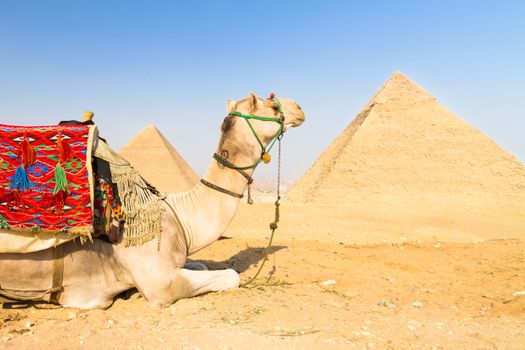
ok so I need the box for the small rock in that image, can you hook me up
[107,319,114,327]
[367,342,375,349]
[412,301,424,308]
[433,243,441,248]
[168,305,177,316]
[377,299,396,308]
[67,312,77,320]
[407,320,421,331]
[25,321,33,329]
[512,291,525,296]
[320,279,337,286]
[9,328,30,335]
[2,335,12,342]
[228,320,236,325]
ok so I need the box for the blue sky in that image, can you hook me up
[1,1,524,180]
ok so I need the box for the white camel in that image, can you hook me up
[0,93,305,309]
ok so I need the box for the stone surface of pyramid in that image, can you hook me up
[288,72,525,225]
[119,125,198,193]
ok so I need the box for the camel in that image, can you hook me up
[0,93,305,309]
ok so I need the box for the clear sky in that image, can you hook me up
[1,1,524,180]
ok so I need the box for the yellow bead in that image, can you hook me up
[261,153,271,164]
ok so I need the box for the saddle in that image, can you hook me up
[0,119,164,254]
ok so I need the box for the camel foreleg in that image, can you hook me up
[142,268,240,308]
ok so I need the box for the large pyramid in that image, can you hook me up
[288,72,525,225]
[119,125,198,193]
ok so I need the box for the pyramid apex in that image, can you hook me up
[364,71,435,108]
[134,124,166,140]
[391,70,407,78]
[386,71,416,84]
[119,125,198,193]
[143,123,160,131]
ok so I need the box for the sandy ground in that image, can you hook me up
[1,202,524,349]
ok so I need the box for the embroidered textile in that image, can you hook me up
[0,124,94,237]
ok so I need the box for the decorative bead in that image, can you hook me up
[261,153,271,164]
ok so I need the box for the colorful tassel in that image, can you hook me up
[0,189,23,212]
[12,189,23,210]
[52,189,67,215]
[57,133,72,163]
[50,162,69,215]
[19,135,36,167]
[53,162,69,194]
[9,165,33,191]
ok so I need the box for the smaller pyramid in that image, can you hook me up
[119,125,198,193]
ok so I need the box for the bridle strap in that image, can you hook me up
[213,153,258,171]
[200,178,244,199]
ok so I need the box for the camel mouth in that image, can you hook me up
[288,112,305,128]
[284,118,304,132]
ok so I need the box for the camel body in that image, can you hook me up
[0,93,305,308]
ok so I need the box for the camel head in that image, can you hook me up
[221,93,305,161]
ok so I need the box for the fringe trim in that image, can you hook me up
[109,164,164,247]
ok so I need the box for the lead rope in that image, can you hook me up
[241,134,283,288]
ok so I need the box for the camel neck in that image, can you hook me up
[170,155,257,255]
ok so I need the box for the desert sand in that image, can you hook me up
[0,204,524,349]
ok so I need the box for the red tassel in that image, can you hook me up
[41,190,68,214]
[19,135,36,167]
[0,189,13,210]
[53,189,67,215]
[4,189,25,211]
[57,133,72,163]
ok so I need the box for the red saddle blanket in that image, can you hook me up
[0,124,94,237]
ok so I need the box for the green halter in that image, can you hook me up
[203,95,285,204]
[213,97,285,170]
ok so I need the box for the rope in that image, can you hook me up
[162,197,190,257]
[241,134,283,287]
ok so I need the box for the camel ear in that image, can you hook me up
[248,92,258,113]
[226,99,235,112]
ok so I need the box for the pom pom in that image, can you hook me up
[57,135,72,163]
[19,136,36,167]
[269,93,276,99]
[261,153,271,164]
